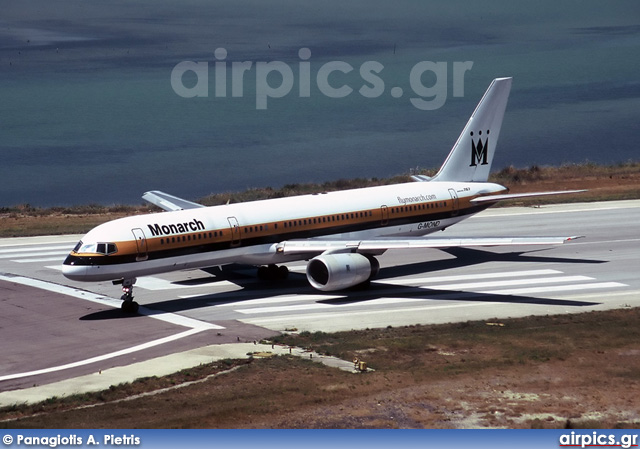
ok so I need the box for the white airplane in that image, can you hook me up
[63,77,583,313]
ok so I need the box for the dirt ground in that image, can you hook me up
[2,309,639,429]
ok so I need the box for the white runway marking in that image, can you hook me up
[473,201,640,219]
[0,250,69,259]
[14,256,68,263]
[481,282,627,296]
[423,275,593,291]
[0,328,204,382]
[236,297,427,315]
[0,244,73,254]
[0,241,71,264]
[0,239,77,248]
[233,282,624,316]
[374,269,563,286]
[243,302,491,325]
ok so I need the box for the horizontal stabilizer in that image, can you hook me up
[142,190,205,211]
[470,190,587,204]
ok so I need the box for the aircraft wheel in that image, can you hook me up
[257,266,269,280]
[277,265,289,280]
[257,265,289,281]
[121,300,139,314]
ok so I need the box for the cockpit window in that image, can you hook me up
[73,241,83,252]
[75,242,118,255]
[78,242,97,254]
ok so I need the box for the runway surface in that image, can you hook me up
[1,200,638,392]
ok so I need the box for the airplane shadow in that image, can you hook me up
[79,247,605,321]
[80,308,145,321]
[378,247,606,280]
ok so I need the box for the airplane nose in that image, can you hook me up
[62,259,87,281]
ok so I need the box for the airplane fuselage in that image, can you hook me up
[62,181,507,282]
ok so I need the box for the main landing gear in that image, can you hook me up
[257,264,289,281]
[114,278,139,314]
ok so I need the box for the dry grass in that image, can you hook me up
[2,308,639,429]
[0,206,154,238]
[490,161,640,206]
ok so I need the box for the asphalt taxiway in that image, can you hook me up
[1,200,638,400]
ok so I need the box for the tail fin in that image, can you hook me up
[432,77,512,182]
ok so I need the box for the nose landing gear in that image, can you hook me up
[114,278,139,314]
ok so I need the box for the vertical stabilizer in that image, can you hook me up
[432,77,512,182]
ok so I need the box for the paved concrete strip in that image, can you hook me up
[0,273,222,330]
[471,200,640,219]
[0,343,360,407]
[374,269,563,286]
[0,236,80,248]
[0,245,72,254]
[0,328,204,382]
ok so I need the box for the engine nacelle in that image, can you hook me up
[306,253,377,291]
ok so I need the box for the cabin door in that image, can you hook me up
[227,217,241,247]
[448,189,459,217]
[131,228,149,261]
[380,205,389,226]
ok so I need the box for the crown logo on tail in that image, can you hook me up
[470,130,490,167]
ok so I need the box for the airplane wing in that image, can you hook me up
[142,190,206,211]
[470,190,586,204]
[276,236,583,255]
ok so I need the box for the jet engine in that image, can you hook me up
[306,253,379,291]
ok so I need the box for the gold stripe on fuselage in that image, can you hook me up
[70,197,483,262]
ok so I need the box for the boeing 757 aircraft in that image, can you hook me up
[63,78,583,313]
